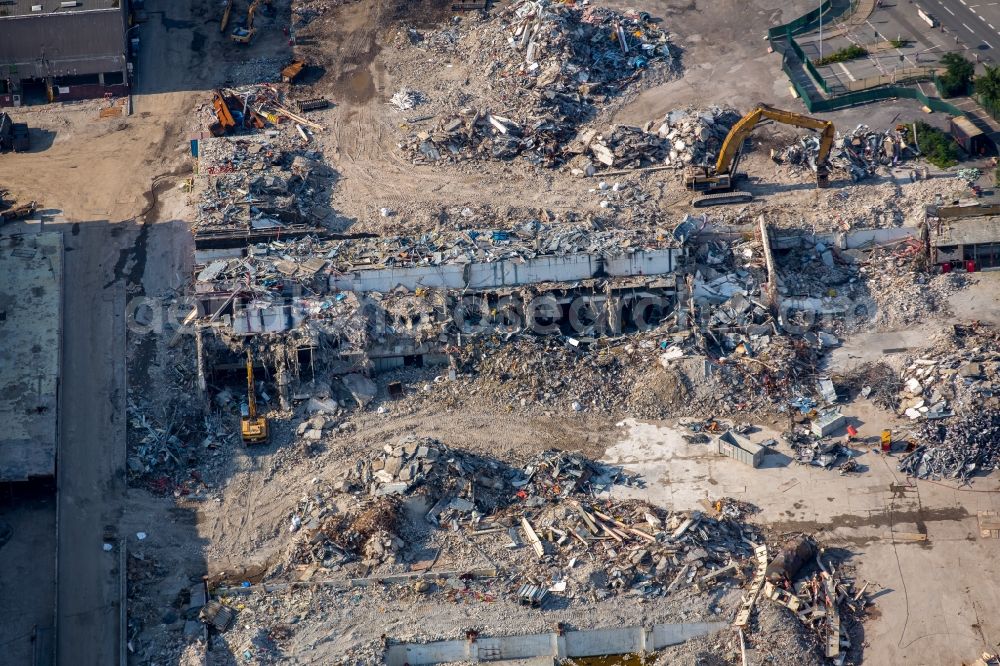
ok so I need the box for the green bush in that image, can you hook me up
[889,38,910,48]
[910,121,959,168]
[814,44,868,66]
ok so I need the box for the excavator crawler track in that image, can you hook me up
[691,191,753,207]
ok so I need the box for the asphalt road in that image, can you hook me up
[56,223,127,666]
[926,0,1000,54]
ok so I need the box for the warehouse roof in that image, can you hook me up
[932,215,1000,247]
[0,232,62,482]
[0,0,120,19]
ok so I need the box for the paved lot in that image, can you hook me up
[607,408,1000,665]
[791,0,1000,93]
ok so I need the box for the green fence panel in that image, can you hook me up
[790,36,806,61]
[804,59,830,94]
[768,0,834,40]
[805,86,966,114]
[783,60,818,112]
[787,35,832,95]
[782,55,966,116]
[977,94,1000,122]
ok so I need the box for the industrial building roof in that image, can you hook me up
[0,0,120,19]
[932,216,1000,247]
[0,232,62,482]
[0,7,126,78]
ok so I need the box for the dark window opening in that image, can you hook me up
[54,73,100,87]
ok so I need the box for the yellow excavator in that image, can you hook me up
[241,349,269,445]
[684,104,835,207]
[231,0,262,44]
[220,0,233,32]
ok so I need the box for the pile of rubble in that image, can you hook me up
[279,436,771,603]
[775,124,915,181]
[195,134,335,236]
[892,324,1000,482]
[577,106,742,171]
[894,323,999,422]
[398,0,676,167]
[770,230,965,333]
[783,426,856,472]
[499,498,762,602]
[125,339,236,492]
[403,104,739,170]
[342,436,638,509]
[195,221,682,284]
[833,361,901,411]
[475,0,673,101]
[761,536,870,664]
[901,410,1000,482]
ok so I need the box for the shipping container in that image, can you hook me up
[950,116,988,155]
[716,431,769,468]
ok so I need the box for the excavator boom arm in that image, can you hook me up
[714,105,835,174]
[246,351,257,419]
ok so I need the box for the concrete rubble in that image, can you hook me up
[894,324,1000,481]
[397,0,676,167]
[578,106,742,171]
[776,124,915,182]
[195,129,335,238]
[282,435,774,601]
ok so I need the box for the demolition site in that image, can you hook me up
[3,0,1000,665]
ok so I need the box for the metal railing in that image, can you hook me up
[843,67,943,92]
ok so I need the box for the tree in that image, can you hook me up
[939,52,974,98]
[975,64,1000,110]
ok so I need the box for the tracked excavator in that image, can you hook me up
[684,104,835,207]
[231,0,272,44]
[241,349,269,445]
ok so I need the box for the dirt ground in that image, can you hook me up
[3,0,1000,664]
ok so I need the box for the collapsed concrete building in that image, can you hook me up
[188,228,687,407]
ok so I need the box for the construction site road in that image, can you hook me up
[56,222,128,666]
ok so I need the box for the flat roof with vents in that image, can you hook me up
[0,0,120,18]
[0,232,62,482]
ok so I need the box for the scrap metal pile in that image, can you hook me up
[205,84,323,137]
[401,0,674,166]
[901,411,1000,482]
[782,428,854,471]
[775,124,914,181]
[895,324,1000,481]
